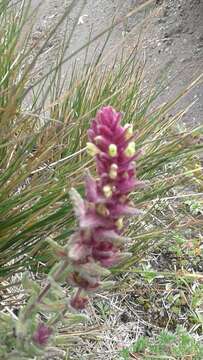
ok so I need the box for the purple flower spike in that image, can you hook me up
[33,323,52,347]
[68,106,144,308]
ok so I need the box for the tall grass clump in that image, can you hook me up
[0,0,203,357]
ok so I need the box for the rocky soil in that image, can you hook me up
[29,0,203,126]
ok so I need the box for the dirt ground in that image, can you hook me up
[29,0,203,127]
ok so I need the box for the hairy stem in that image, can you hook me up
[22,259,69,321]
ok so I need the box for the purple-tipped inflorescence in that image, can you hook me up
[68,106,144,309]
[32,323,52,347]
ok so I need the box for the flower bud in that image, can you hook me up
[108,144,117,157]
[109,163,118,179]
[115,217,124,230]
[86,142,99,156]
[124,124,133,139]
[103,185,112,198]
[124,142,136,157]
[96,203,110,216]
[33,323,52,347]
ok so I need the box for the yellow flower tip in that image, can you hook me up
[124,123,133,140]
[86,142,99,156]
[108,144,118,157]
[103,185,112,198]
[124,141,136,157]
[109,163,118,179]
[96,203,110,216]
[115,217,124,230]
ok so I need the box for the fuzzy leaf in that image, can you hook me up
[69,188,85,220]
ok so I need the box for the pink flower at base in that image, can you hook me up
[68,106,144,309]
[32,323,52,347]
